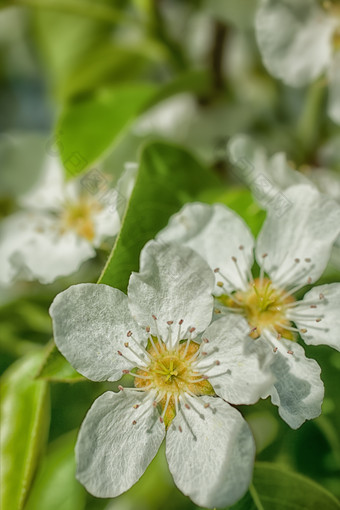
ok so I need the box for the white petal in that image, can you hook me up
[328,52,340,125]
[156,202,254,294]
[255,0,335,86]
[228,134,309,208]
[197,315,273,404]
[166,396,255,508]
[265,338,324,429]
[295,283,340,351]
[50,283,146,381]
[256,184,340,288]
[128,240,215,341]
[19,155,65,211]
[76,391,165,498]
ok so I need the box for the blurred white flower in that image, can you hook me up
[157,191,340,428]
[255,0,340,124]
[227,134,340,269]
[0,157,131,285]
[50,241,272,508]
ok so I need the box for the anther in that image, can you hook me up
[250,327,257,333]
[307,277,312,284]
[132,420,137,425]
[319,293,324,300]
[214,267,220,273]
[204,403,210,408]
[262,253,268,259]
[294,258,300,263]
[167,321,173,325]
[215,360,221,366]
[214,308,221,314]
[287,350,293,355]
[146,326,150,333]
[127,331,132,337]
[152,401,158,407]
[189,327,196,333]
[122,369,129,374]
[310,305,317,309]
[178,425,183,432]
[231,256,237,262]
[133,404,139,409]
[217,281,223,287]
[118,385,124,391]
[273,347,278,353]
[152,315,157,320]
[305,258,311,263]
[118,351,123,356]
[185,403,190,409]
[203,338,209,343]
[179,319,184,325]
[300,328,307,333]
[159,417,164,423]
[239,245,244,250]
[124,342,129,347]
[316,318,322,323]
[277,333,282,340]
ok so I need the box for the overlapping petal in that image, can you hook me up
[166,395,255,508]
[50,283,145,381]
[128,240,215,340]
[76,391,165,498]
[328,52,340,125]
[157,202,254,294]
[197,315,273,405]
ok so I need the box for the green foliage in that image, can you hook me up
[25,431,86,510]
[226,462,340,510]
[57,84,156,176]
[35,342,84,382]
[98,141,219,291]
[0,351,50,510]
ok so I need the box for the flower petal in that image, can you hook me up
[128,240,215,341]
[255,0,335,86]
[197,315,273,405]
[256,184,340,288]
[50,283,146,381]
[166,396,255,508]
[228,134,309,208]
[328,52,340,125]
[264,338,324,429]
[294,283,340,351]
[76,391,165,498]
[156,202,254,294]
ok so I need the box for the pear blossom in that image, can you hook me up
[50,241,272,508]
[0,156,131,285]
[255,0,340,124]
[157,187,340,428]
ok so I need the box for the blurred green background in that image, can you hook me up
[1,1,340,509]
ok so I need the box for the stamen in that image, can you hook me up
[231,256,248,289]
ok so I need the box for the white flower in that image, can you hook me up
[0,156,131,285]
[157,188,340,428]
[255,0,340,124]
[50,241,272,508]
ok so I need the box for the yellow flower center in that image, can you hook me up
[59,197,102,241]
[218,278,295,340]
[134,338,214,426]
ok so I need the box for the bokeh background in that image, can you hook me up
[1,1,340,509]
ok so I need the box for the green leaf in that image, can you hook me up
[98,141,219,291]
[25,431,86,510]
[57,83,156,176]
[0,351,50,510]
[226,462,340,510]
[35,342,84,382]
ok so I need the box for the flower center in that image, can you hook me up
[59,197,101,241]
[133,338,214,426]
[218,277,295,339]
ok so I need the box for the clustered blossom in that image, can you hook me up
[0,157,126,285]
[157,186,340,428]
[255,0,340,124]
[50,241,273,508]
